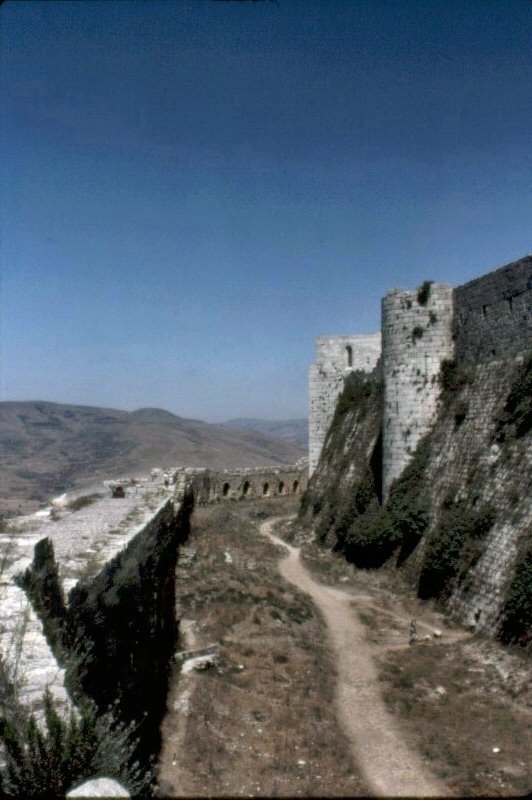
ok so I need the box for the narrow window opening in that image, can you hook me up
[508,297,513,313]
[482,305,487,317]
[278,481,285,495]
[222,482,230,497]
[293,480,299,493]
[345,345,353,368]
[262,482,269,496]
[242,480,250,497]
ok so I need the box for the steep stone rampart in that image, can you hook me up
[309,334,381,474]
[1,474,193,788]
[301,371,382,544]
[303,256,531,643]
[454,255,532,363]
[402,355,531,635]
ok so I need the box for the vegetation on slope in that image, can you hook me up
[304,354,531,646]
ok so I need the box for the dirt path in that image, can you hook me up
[261,517,451,798]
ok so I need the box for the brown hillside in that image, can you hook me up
[0,401,305,516]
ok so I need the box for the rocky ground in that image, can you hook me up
[158,496,531,798]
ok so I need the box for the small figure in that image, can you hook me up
[409,618,418,645]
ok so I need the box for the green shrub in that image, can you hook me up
[338,434,432,568]
[0,689,148,797]
[500,544,532,646]
[417,280,433,306]
[495,353,532,440]
[438,359,472,399]
[412,326,424,342]
[418,499,496,600]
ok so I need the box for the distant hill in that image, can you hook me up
[222,418,308,449]
[0,402,305,516]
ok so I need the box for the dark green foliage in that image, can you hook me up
[417,280,433,306]
[331,371,379,426]
[428,310,438,325]
[306,373,383,543]
[15,538,70,661]
[438,359,472,401]
[418,498,496,600]
[338,433,433,568]
[411,326,424,342]
[0,689,148,797]
[495,353,532,440]
[0,689,94,797]
[500,545,532,646]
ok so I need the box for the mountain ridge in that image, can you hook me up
[0,401,305,516]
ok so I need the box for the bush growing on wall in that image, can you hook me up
[418,498,496,600]
[495,353,532,440]
[337,432,432,568]
[500,544,532,646]
[416,280,433,306]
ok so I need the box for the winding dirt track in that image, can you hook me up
[261,518,450,798]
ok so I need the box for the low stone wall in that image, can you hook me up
[179,462,308,505]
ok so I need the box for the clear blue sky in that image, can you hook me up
[1,0,531,421]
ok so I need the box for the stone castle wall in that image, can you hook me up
[309,256,532,488]
[454,255,532,364]
[179,462,308,504]
[309,334,381,474]
[382,283,454,500]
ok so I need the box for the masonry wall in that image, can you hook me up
[454,255,532,364]
[303,256,531,640]
[401,356,531,635]
[382,283,454,501]
[181,463,308,504]
[309,334,381,474]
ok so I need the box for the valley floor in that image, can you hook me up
[157,497,531,798]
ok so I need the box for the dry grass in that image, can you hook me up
[158,498,366,797]
[378,639,531,796]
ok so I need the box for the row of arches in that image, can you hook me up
[221,479,300,499]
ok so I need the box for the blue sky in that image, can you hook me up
[1,0,531,421]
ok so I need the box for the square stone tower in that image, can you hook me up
[309,333,381,474]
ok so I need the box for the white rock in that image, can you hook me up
[66,777,130,797]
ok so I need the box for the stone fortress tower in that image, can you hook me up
[382,283,454,500]
[309,334,381,474]
[309,255,532,491]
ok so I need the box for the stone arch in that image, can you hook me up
[278,480,285,495]
[242,480,251,497]
[222,482,230,497]
[262,482,269,496]
[345,344,353,367]
[292,480,299,493]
